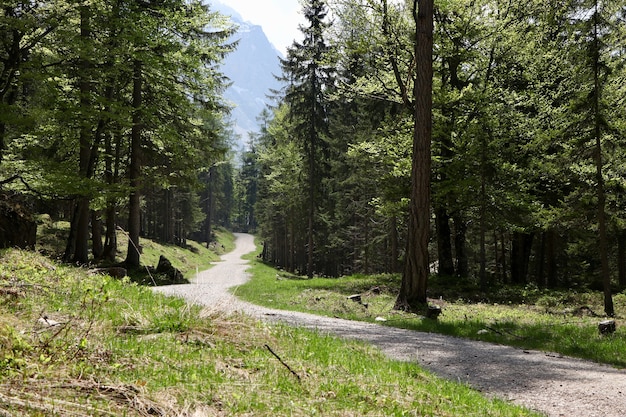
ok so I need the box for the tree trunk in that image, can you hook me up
[66,6,92,264]
[591,2,613,316]
[511,232,534,284]
[435,207,454,276]
[395,0,433,311]
[545,230,558,288]
[205,166,214,247]
[91,210,103,260]
[307,163,315,279]
[618,231,626,288]
[102,130,121,263]
[453,214,468,278]
[125,59,143,269]
[390,214,399,273]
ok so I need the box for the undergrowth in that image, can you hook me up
[236,257,626,368]
[0,246,540,416]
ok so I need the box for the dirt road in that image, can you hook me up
[154,233,626,417]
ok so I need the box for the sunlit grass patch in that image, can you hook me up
[0,246,541,416]
[238,257,626,368]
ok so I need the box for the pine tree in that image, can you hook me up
[277,0,334,278]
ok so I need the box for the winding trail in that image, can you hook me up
[154,233,626,417]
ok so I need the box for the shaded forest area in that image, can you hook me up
[241,0,626,315]
[0,0,239,267]
[3,0,626,316]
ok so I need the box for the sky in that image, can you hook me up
[216,0,305,56]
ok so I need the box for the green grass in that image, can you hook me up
[36,219,232,282]
[0,246,541,416]
[236,257,626,368]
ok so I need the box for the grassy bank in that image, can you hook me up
[0,242,540,415]
[236,252,626,368]
[36,219,236,281]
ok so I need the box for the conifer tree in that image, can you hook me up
[277,0,334,278]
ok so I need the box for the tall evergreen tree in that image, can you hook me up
[395,0,434,311]
[277,0,334,278]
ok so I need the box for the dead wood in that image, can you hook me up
[265,344,301,381]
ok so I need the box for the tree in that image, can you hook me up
[278,0,334,278]
[394,0,434,311]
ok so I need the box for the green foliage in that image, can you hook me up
[249,0,626,299]
[1,0,236,263]
[0,247,539,416]
[238,260,626,367]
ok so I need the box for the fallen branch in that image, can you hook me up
[485,326,525,340]
[265,344,301,381]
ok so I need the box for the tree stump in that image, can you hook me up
[598,320,616,335]
[0,193,35,249]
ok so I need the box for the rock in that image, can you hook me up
[156,255,185,283]
[347,294,362,303]
[598,320,616,335]
[38,316,61,327]
[426,305,442,320]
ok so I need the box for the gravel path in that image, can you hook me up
[154,233,626,417]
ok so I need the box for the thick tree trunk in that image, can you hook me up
[395,0,433,311]
[125,59,143,269]
[102,202,117,262]
[67,6,92,264]
[591,3,613,316]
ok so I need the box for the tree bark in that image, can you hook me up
[395,0,433,311]
[453,214,468,278]
[511,232,534,284]
[91,210,103,259]
[618,231,626,288]
[125,59,143,268]
[592,2,613,316]
[390,214,399,273]
[435,207,454,276]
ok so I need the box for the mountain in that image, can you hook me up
[211,1,284,152]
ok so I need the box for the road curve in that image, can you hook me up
[154,233,626,417]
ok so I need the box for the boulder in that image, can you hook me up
[156,255,185,284]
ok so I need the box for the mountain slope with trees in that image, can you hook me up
[213,1,284,150]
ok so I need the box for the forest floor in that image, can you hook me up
[155,233,626,417]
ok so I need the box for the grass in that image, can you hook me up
[0,229,537,417]
[0,239,542,415]
[236,252,626,368]
[36,218,234,282]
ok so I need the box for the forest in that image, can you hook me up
[1,0,625,317]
